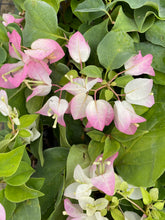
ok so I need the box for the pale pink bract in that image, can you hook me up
[67,31,90,64]
[86,100,114,131]
[124,51,155,76]
[0,203,6,220]
[24,39,65,64]
[114,101,146,135]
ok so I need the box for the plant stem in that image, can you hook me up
[117,191,146,215]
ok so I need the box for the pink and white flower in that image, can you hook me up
[2,13,24,26]
[86,100,114,131]
[0,203,6,220]
[36,96,68,127]
[67,31,91,64]
[26,61,52,101]
[0,89,10,116]
[90,153,118,196]
[24,39,65,64]
[64,198,108,220]
[62,77,102,95]
[124,51,155,76]
[64,153,118,199]
[0,89,20,125]
[114,101,146,135]
[62,77,103,122]
[124,78,154,107]
[0,30,29,88]
[71,93,93,120]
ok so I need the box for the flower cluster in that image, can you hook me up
[0,30,64,101]
[63,153,149,220]
[36,32,155,135]
[0,30,155,135]
[63,153,118,219]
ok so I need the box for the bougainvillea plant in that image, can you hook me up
[0,0,165,219]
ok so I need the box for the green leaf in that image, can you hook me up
[88,140,104,163]
[113,0,164,17]
[146,20,165,47]
[30,133,44,166]
[84,19,109,65]
[5,184,44,203]
[87,130,105,142]
[115,103,165,186]
[133,104,149,116]
[111,208,124,220]
[103,137,120,161]
[0,145,25,177]
[141,187,152,205]
[134,7,156,33]
[0,189,16,220]
[18,114,38,129]
[34,147,69,217]
[113,6,138,32]
[154,202,165,210]
[4,161,34,186]
[75,0,105,12]
[47,200,65,220]
[0,138,13,153]
[97,31,135,70]
[104,90,114,101]
[8,86,28,115]
[51,63,70,84]
[7,23,23,37]
[26,178,45,191]
[114,75,134,88]
[23,0,61,46]
[65,115,86,145]
[13,0,25,11]
[151,70,165,85]
[0,23,8,42]
[18,129,31,138]
[0,47,7,64]
[74,0,106,22]
[25,91,44,113]
[12,199,41,220]
[59,125,71,148]
[80,65,102,78]
[149,188,159,202]
[66,144,90,185]
[42,0,64,12]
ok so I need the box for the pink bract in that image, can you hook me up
[91,152,118,196]
[67,31,91,63]
[86,100,114,131]
[0,62,27,88]
[124,51,155,76]
[24,39,65,64]
[2,13,24,27]
[36,96,68,127]
[70,93,93,120]
[64,198,85,219]
[61,77,102,96]
[8,30,23,60]
[0,203,6,220]
[114,101,146,135]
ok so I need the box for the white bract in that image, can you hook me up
[124,78,154,107]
